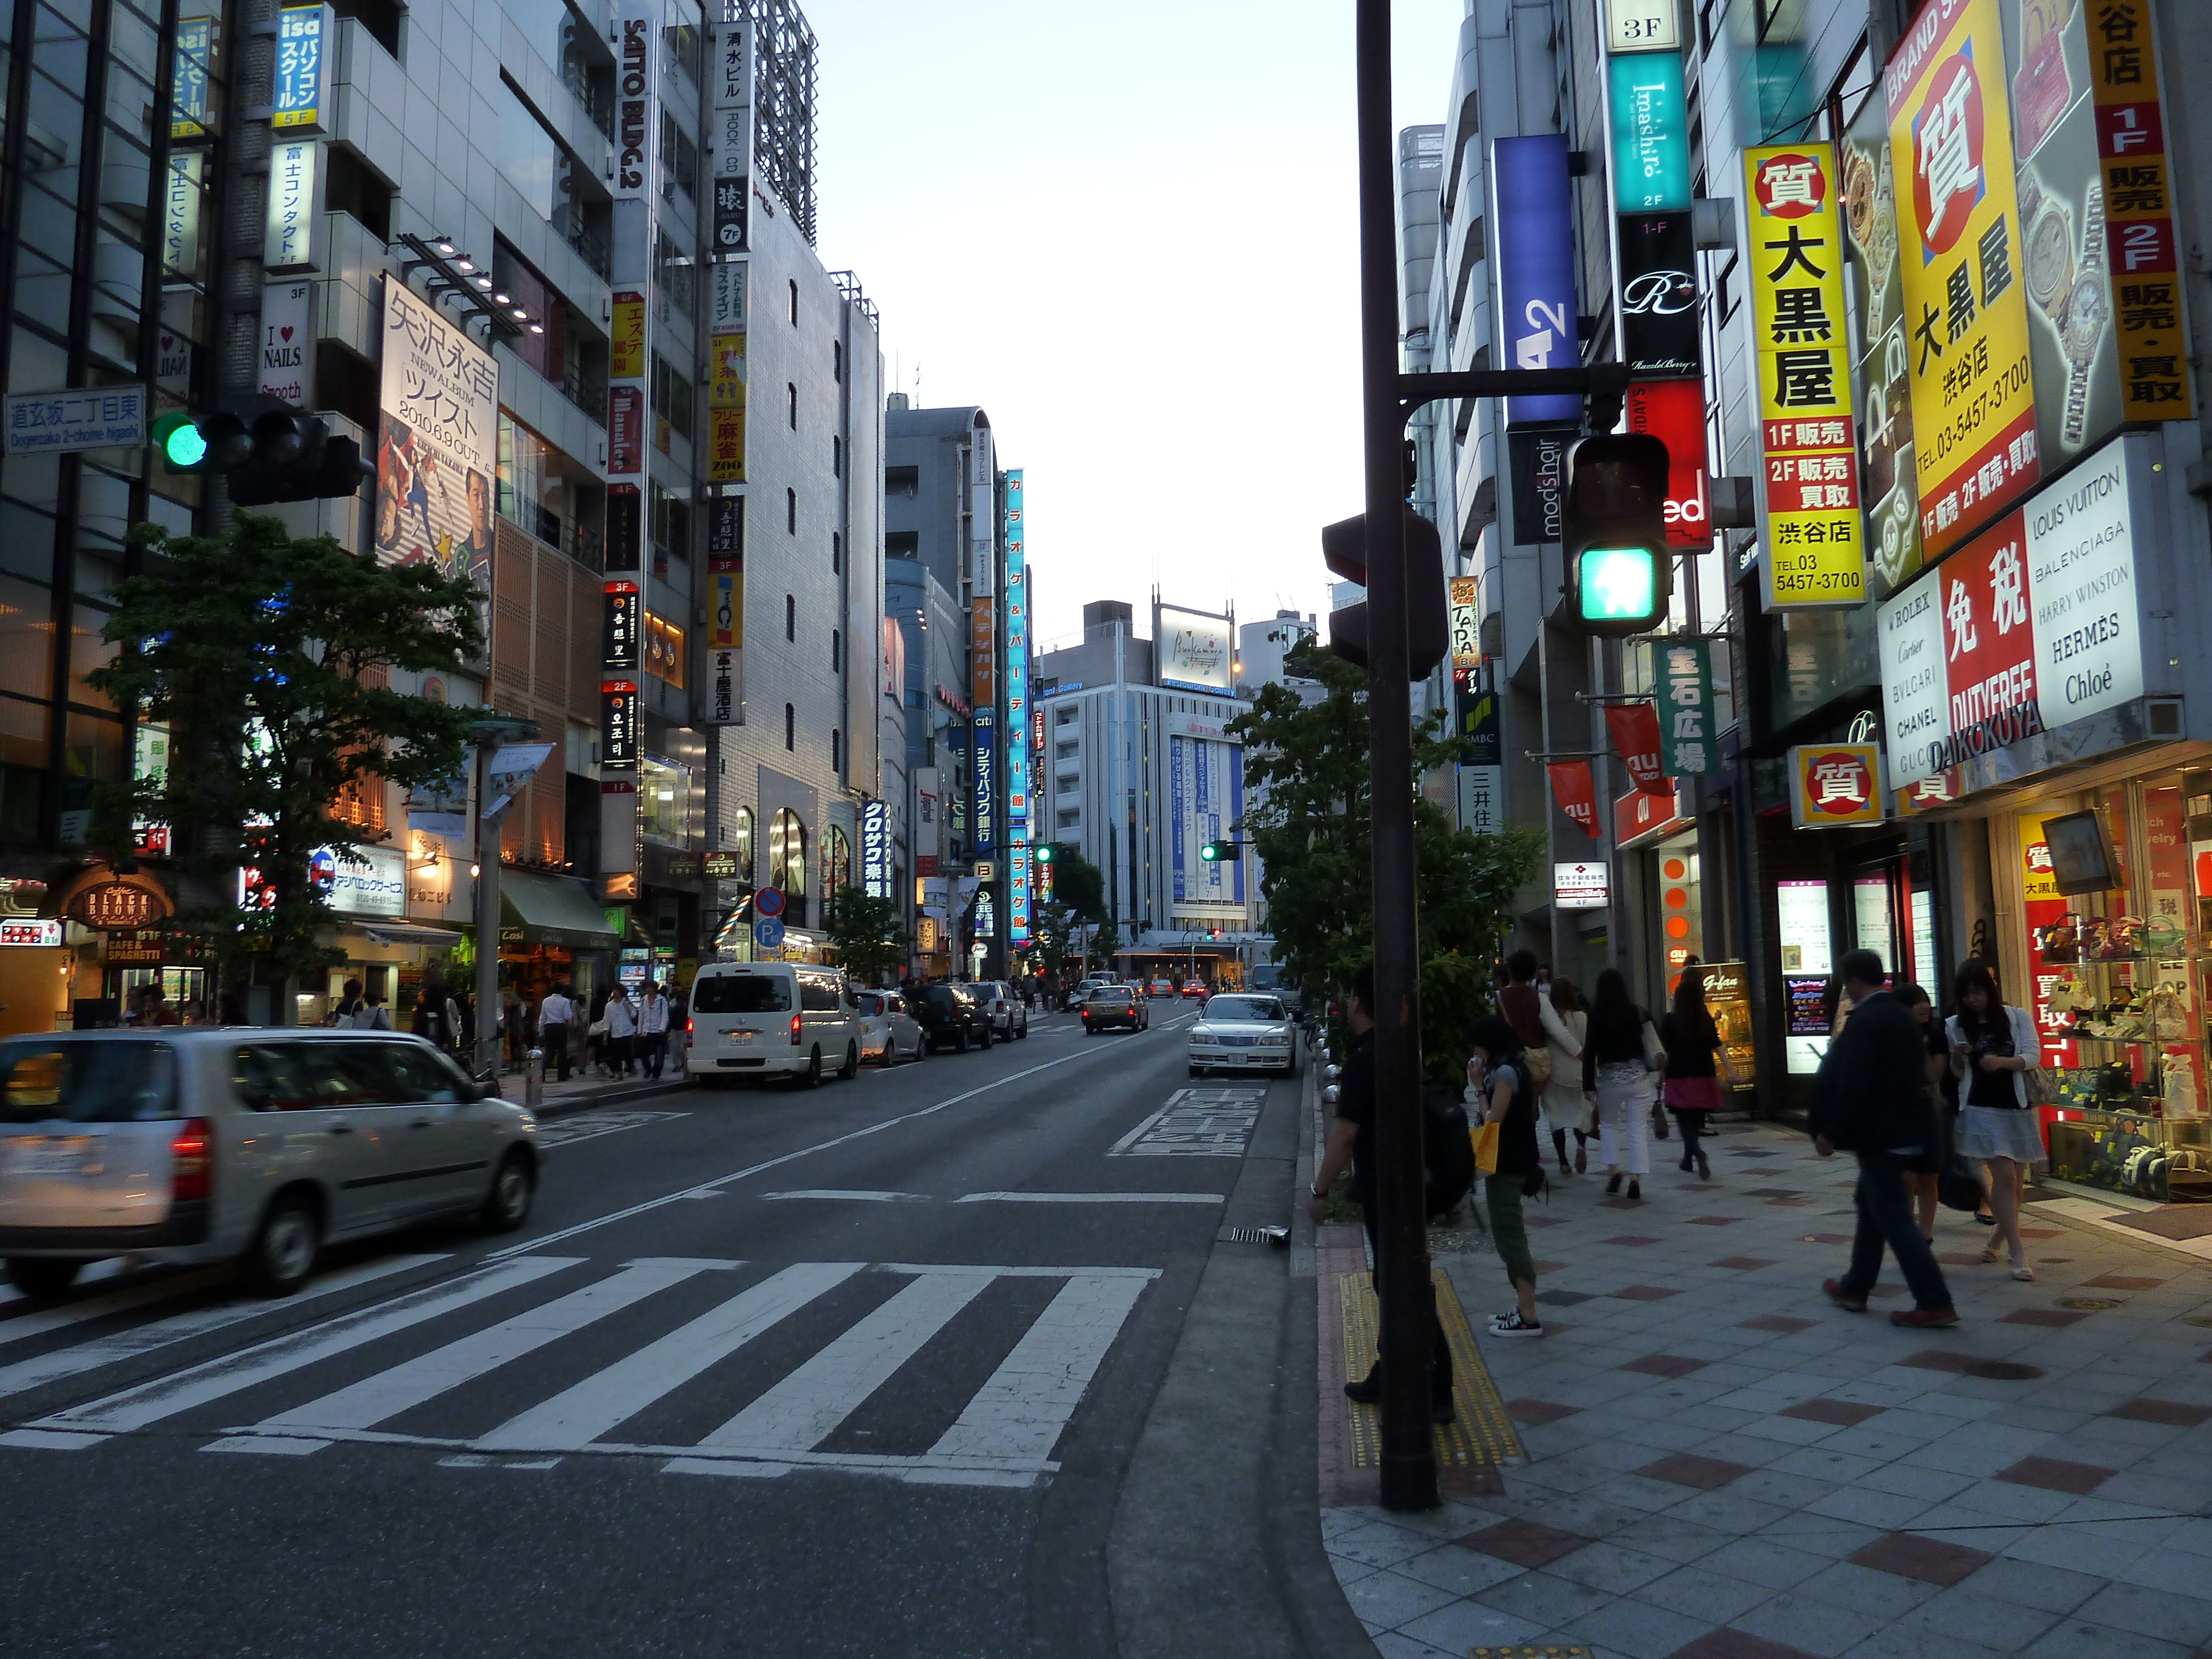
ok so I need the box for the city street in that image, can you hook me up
[0,1005,1347,1659]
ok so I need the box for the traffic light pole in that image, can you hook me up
[1354,0,1623,1513]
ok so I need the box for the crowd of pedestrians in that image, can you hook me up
[1318,942,2049,1386]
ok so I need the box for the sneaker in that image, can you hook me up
[1822,1277,1869,1313]
[1489,1310,1543,1337]
[1890,1305,1960,1328]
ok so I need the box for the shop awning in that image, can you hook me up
[361,922,464,947]
[501,871,620,948]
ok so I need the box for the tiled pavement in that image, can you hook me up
[1319,1120,2212,1659]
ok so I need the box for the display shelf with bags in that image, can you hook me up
[2046,1110,2212,1203]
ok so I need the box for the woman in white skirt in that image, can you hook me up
[1542,977,1590,1173]
[1943,960,2043,1281]
[1581,968,1659,1201]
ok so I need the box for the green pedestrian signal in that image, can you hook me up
[1562,433,1673,639]
[1578,546,1659,624]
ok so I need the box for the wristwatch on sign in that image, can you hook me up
[2018,170,2111,452]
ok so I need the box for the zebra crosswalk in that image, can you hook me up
[0,1255,1157,1488]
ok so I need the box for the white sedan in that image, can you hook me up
[1187,994,1297,1078]
[855,989,925,1065]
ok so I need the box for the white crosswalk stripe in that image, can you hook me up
[0,1256,1159,1487]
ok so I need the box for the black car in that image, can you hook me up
[915,983,993,1053]
[1081,984,1149,1034]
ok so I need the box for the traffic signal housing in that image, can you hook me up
[1198,840,1241,863]
[1034,843,1055,864]
[154,395,374,505]
[1321,507,1449,679]
[1562,432,1673,638]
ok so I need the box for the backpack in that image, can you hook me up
[1422,1076,1475,1219]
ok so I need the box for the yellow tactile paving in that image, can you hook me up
[1337,1267,1525,1469]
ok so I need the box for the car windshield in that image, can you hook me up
[691,974,792,1014]
[1203,997,1285,1024]
[0,1039,179,1124]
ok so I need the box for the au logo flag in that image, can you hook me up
[1547,761,1602,839]
[1604,703,1670,794]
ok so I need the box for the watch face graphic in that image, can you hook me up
[2025,204,2073,311]
[2063,273,2110,362]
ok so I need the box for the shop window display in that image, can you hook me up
[2021,773,2212,1203]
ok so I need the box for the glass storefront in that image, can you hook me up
[2000,768,2212,1203]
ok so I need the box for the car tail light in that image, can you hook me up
[686,1018,695,1035]
[170,1117,212,1202]
[790,1012,802,1046]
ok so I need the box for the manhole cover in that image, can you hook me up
[1963,1359,2045,1380]
[2059,1297,2123,1311]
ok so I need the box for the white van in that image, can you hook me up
[687,961,863,1088]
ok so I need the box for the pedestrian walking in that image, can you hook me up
[604,982,638,1077]
[1543,978,1593,1172]
[538,981,575,1082]
[332,978,367,1028]
[1896,982,1952,1242]
[1497,949,1580,1178]
[356,987,391,1031]
[1582,968,1660,1201]
[1660,967,1735,1181]
[413,980,461,1057]
[1307,963,1457,1423]
[586,984,611,1074]
[1813,948,1958,1326]
[1945,960,2044,1282]
[1467,1014,1543,1338]
[637,980,670,1078]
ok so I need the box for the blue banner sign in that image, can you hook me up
[1491,135,1579,427]
[1608,50,1691,213]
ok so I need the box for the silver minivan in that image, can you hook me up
[0,1029,540,1301]
[687,961,863,1087]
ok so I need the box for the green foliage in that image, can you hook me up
[827,884,911,985]
[88,515,484,992]
[1046,843,1107,924]
[1090,920,1124,962]
[1228,637,1541,1082]
[1030,897,1081,980]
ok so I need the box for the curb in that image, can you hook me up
[513,1076,696,1121]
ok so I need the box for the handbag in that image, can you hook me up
[1938,1154,1986,1213]
[588,1018,607,1038]
[2025,1063,2061,1107]
[1522,1045,1553,1087]
[1470,1117,1502,1176]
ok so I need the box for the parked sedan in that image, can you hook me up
[973,981,1030,1041]
[1081,984,1150,1034]
[854,990,925,1065]
[1187,994,1297,1077]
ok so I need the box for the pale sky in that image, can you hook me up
[804,0,1469,650]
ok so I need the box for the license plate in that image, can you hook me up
[726,1030,756,1045]
[8,1137,95,1177]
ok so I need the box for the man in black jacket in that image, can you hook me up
[1813,950,1958,1326]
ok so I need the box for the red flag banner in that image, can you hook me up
[1547,760,1601,839]
[1604,702,1670,795]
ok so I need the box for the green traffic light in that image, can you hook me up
[1579,546,1658,622]
[153,413,208,472]
[1035,844,1054,864]
[1200,842,1221,862]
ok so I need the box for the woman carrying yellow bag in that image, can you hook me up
[1467,1015,1543,1337]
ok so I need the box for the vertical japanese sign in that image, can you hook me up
[1746,143,1865,607]
[972,717,997,860]
[171,17,213,139]
[164,154,202,277]
[258,280,312,406]
[605,485,641,574]
[1608,50,1698,379]
[1491,135,1580,426]
[971,596,995,707]
[1004,469,1029,836]
[603,582,641,671]
[2081,0,2189,422]
[1884,0,2038,559]
[272,6,325,130]
[373,278,498,593]
[861,799,891,901]
[263,139,323,273]
[608,388,644,474]
[613,0,655,200]
[1841,88,1926,596]
[601,681,640,771]
[1447,577,1480,668]
[1608,51,1692,210]
[708,263,747,484]
[1656,639,1715,777]
[711,19,752,254]
[706,495,741,726]
[610,292,645,379]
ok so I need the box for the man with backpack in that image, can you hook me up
[1306,963,1457,1423]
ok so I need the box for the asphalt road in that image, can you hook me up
[0,1001,1323,1659]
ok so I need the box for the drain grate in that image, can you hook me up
[1219,1224,1290,1245]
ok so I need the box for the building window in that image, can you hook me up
[831,435,841,476]
[825,824,850,907]
[786,382,797,429]
[832,340,842,381]
[659,108,698,203]
[769,807,806,896]
[785,593,796,641]
[786,487,796,533]
[645,612,686,689]
[788,278,799,324]
[653,228,694,316]
[831,532,841,573]
[732,805,755,880]
[651,354,693,447]
[831,628,841,671]
[649,481,690,569]
[831,728,841,772]
[784,703,795,750]
[640,755,692,846]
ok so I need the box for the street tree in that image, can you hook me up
[1030,897,1081,982]
[1047,844,1107,924]
[88,515,486,1009]
[1228,635,1541,1078]
[827,884,911,985]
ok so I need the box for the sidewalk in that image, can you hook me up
[498,1061,693,1119]
[1316,1120,2212,1659]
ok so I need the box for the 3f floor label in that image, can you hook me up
[0,1258,1156,1488]
[1109,1087,1267,1156]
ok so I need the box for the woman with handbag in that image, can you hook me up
[1498,949,1580,1177]
[1897,983,1954,1241]
[1944,961,2044,1281]
[1467,1015,1543,1338]
[1659,967,1734,1180]
[1582,968,1660,1201]
[1545,977,1593,1173]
